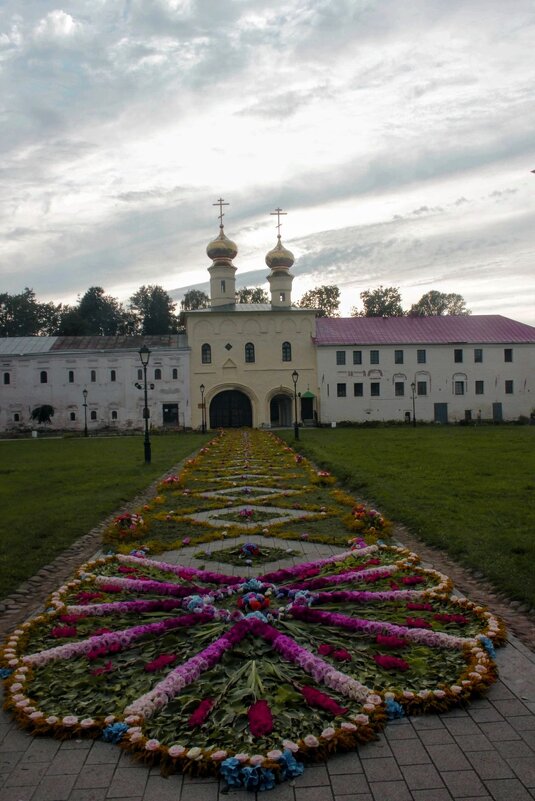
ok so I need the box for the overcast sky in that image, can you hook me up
[1,0,534,323]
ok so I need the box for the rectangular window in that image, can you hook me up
[417,381,427,396]
[221,280,226,293]
[68,370,74,383]
[505,380,514,394]
[454,381,465,395]
[504,348,513,362]
[336,351,346,366]
[475,380,484,395]
[352,350,362,365]
[353,383,363,397]
[370,350,379,365]
[90,370,96,382]
[110,369,117,382]
[370,382,380,397]
[417,349,426,364]
[474,348,483,363]
[3,372,10,385]
[454,349,463,363]
[394,382,404,397]
[394,349,404,365]
[337,383,347,398]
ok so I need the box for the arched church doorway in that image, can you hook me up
[209,390,253,428]
[270,394,292,427]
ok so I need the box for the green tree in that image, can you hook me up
[129,285,178,335]
[0,288,63,336]
[236,287,269,304]
[31,405,54,425]
[409,290,471,316]
[298,285,341,317]
[352,286,405,317]
[180,289,210,311]
[57,287,126,335]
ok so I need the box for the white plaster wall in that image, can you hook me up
[0,347,191,432]
[317,342,535,423]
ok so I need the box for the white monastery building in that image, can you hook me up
[1,205,534,432]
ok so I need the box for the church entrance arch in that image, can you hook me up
[209,390,253,428]
[269,393,293,427]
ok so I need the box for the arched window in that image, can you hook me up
[68,370,74,383]
[90,410,97,421]
[172,368,178,380]
[69,412,76,421]
[154,368,162,380]
[245,342,255,363]
[3,372,10,385]
[13,413,20,422]
[201,343,211,364]
[110,369,116,382]
[40,370,48,384]
[111,410,118,420]
[282,341,292,362]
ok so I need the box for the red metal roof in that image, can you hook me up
[315,315,535,345]
[51,335,184,351]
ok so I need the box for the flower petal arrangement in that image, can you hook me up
[0,430,505,792]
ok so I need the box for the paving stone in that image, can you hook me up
[384,722,418,741]
[32,773,77,800]
[60,739,92,751]
[68,790,108,801]
[362,757,403,782]
[411,716,446,731]
[0,750,21,772]
[74,764,116,789]
[425,744,471,772]
[0,786,35,801]
[466,751,514,780]
[442,718,482,737]
[239,783,293,801]
[401,763,444,790]
[492,700,530,717]
[293,765,330,786]
[412,791,454,801]
[180,783,219,801]
[85,741,121,765]
[484,778,535,800]
[0,727,33,752]
[106,768,148,798]
[508,715,535,732]
[506,757,535,786]
[493,739,534,758]
[330,773,370,795]
[142,774,183,800]
[478,722,523,742]
[468,708,504,723]
[453,734,494,752]
[47,748,88,775]
[441,770,487,797]
[358,737,393,759]
[4,761,49,786]
[295,788,333,801]
[368,779,412,800]
[218,787,263,801]
[328,751,364,774]
[418,728,455,745]
[22,738,61,761]
[390,739,431,765]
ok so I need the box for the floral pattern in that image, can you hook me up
[0,430,505,791]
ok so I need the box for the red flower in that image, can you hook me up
[401,576,424,585]
[248,700,273,737]
[433,613,468,625]
[405,617,432,629]
[332,648,352,662]
[376,634,407,649]
[144,654,177,672]
[407,602,432,611]
[318,644,334,656]
[374,653,410,671]
[301,686,348,716]
[188,698,214,728]
[50,625,77,638]
[59,613,84,624]
[90,661,114,676]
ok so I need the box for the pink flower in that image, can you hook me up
[303,735,319,748]
[145,739,160,751]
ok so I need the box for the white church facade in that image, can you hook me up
[1,208,534,433]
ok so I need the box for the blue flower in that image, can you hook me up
[278,749,304,780]
[0,668,13,679]
[220,757,242,788]
[242,578,265,592]
[385,699,404,720]
[479,635,496,659]
[101,722,128,743]
[258,767,276,791]
[186,595,205,611]
[245,611,268,623]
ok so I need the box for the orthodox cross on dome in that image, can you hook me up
[213,197,229,228]
[270,206,287,238]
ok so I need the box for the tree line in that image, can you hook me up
[0,284,469,338]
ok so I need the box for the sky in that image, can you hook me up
[1,0,534,323]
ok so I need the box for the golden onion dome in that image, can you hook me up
[265,236,294,270]
[206,226,238,262]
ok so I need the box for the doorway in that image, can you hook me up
[209,390,253,428]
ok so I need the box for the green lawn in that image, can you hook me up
[0,434,210,599]
[279,426,535,609]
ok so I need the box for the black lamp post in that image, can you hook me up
[411,382,416,428]
[139,345,152,463]
[82,388,88,437]
[292,369,299,440]
[200,384,206,433]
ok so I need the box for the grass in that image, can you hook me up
[279,426,535,609]
[0,433,210,599]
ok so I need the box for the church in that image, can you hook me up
[1,203,534,432]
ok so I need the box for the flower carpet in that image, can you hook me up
[0,430,505,793]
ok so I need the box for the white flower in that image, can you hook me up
[352,714,369,725]
[80,718,95,728]
[104,715,115,724]
[129,732,143,742]
[186,747,203,760]
[450,685,462,694]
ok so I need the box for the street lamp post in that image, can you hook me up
[139,345,152,464]
[292,369,299,440]
[411,382,416,428]
[82,388,88,437]
[200,384,206,434]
